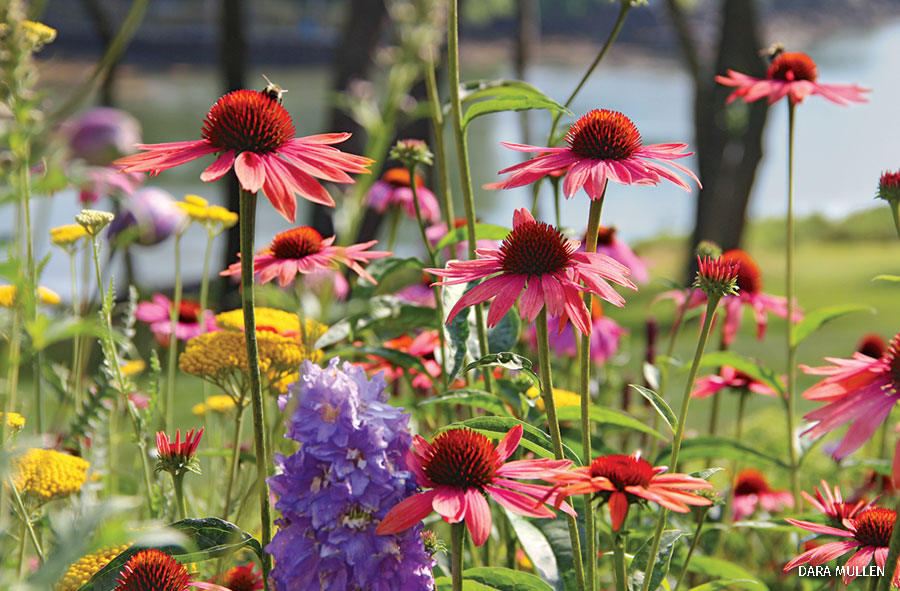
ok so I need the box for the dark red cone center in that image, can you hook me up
[589,454,654,490]
[176,300,202,324]
[115,549,193,591]
[499,221,573,276]
[721,249,762,294]
[270,227,325,260]
[201,89,295,154]
[852,508,894,547]
[767,52,818,82]
[733,470,772,495]
[566,109,643,161]
[422,428,499,490]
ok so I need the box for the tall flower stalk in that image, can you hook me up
[165,222,188,433]
[784,102,801,508]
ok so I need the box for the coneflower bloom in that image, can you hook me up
[544,452,713,532]
[858,333,888,359]
[366,167,440,223]
[155,428,204,477]
[114,89,373,222]
[135,294,218,346]
[375,424,575,546]
[731,469,793,521]
[716,51,869,106]
[495,109,700,200]
[784,508,900,586]
[803,480,875,525]
[426,208,636,336]
[591,226,649,284]
[691,366,778,399]
[216,564,263,591]
[801,333,900,459]
[220,226,390,288]
[528,299,627,364]
[114,549,230,591]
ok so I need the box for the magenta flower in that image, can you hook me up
[107,187,187,246]
[135,294,218,345]
[716,51,869,106]
[691,366,778,399]
[529,304,626,364]
[426,208,635,336]
[495,109,699,200]
[731,469,793,521]
[375,425,574,546]
[800,333,900,459]
[803,480,875,525]
[114,89,373,222]
[65,106,142,166]
[784,508,900,586]
[221,226,391,288]
[591,226,649,284]
[366,167,440,223]
[78,165,144,205]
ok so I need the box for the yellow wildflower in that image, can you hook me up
[271,372,299,395]
[192,394,237,416]
[1,412,25,432]
[50,224,89,248]
[176,194,238,230]
[56,544,130,591]
[75,209,115,236]
[525,386,581,412]
[215,308,326,344]
[11,449,90,501]
[120,359,146,378]
[0,285,61,307]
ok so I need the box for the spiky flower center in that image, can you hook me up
[381,167,423,188]
[886,334,900,383]
[695,255,741,298]
[422,428,499,490]
[201,89,295,154]
[596,226,616,246]
[767,52,818,82]
[177,300,202,324]
[114,549,192,591]
[733,470,771,495]
[858,334,887,359]
[566,109,643,161]
[589,454,654,490]
[224,565,263,591]
[270,227,325,260]
[852,508,894,547]
[720,249,761,294]
[499,221,573,276]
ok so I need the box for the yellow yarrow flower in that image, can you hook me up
[120,359,146,378]
[525,386,581,412]
[56,543,131,591]
[0,285,62,307]
[11,449,90,502]
[1,412,25,432]
[177,194,238,230]
[215,307,325,340]
[75,209,115,236]
[192,394,237,416]
[50,224,89,248]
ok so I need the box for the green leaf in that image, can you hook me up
[459,79,552,103]
[696,352,785,396]
[628,385,677,433]
[790,304,873,347]
[688,580,762,591]
[689,468,725,480]
[328,346,431,379]
[462,567,555,591]
[534,517,585,591]
[654,436,789,469]
[873,274,900,282]
[354,257,425,298]
[438,417,581,464]
[315,296,437,348]
[488,310,521,354]
[435,578,497,591]
[79,518,261,591]
[463,95,569,131]
[628,530,685,591]
[434,223,511,252]
[419,389,512,416]
[555,405,665,440]
[464,352,539,386]
[503,510,563,591]
[676,555,768,591]
[442,281,473,383]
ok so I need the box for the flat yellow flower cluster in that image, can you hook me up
[215,307,326,343]
[179,330,312,383]
[11,449,90,501]
[50,224,89,248]
[1,412,26,432]
[192,394,237,416]
[56,543,130,591]
[526,386,582,412]
[0,285,61,307]
[120,359,146,378]
[177,195,238,228]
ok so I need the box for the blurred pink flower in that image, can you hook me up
[107,187,187,245]
[65,107,142,166]
[528,301,626,364]
[590,226,649,284]
[691,366,778,399]
[78,165,144,205]
[731,469,793,521]
[135,294,218,345]
[367,167,440,223]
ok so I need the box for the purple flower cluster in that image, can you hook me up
[267,358,435,591]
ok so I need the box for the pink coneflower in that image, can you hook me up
[731,469,793,521]
[592,226,649,284]
[220,226,390,288]
[155,428,204,476]
[366,167,440,223]
[528,299,627,364]
[114,89,373,222]
[801,333,900,459]
[784,508,900,586]
[716,51,869,106]
[395,272,437,308]
[803,480,875,525]
[692,366,778,399]
[366,331,446,390]
[495,109,700,200]
[114,548,231,591]
[217,564,263,591]
[135,294,218,346]
[426,208,636,336]
[545,452,713,531]
[374,425,574,546]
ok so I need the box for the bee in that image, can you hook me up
[760,42,785,62]
[261,75,287,104]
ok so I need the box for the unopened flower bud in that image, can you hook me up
[75,209,115,236]
[695,240,722,260]
[390,139,433,168]
[694,255,740,298]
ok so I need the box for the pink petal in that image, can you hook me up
[433,485,466,522]
[200,150,236,182]
[495,424,523,463]
[484,485,555,518]
[464,488,492,546]
[375,489,438,535]
[234,151,266,192]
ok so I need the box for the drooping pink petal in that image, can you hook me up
[494,424,523,463]
[464,488,492,546]
[432,485,467,522]
[201,150,236,182]
[375,489,438,535]
[234,151,266,192]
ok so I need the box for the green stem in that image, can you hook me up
[613,531,628,591]
[166,231,184,434]
[889,200,900,244]
[198,228,215,408]
[707,391,720,438]
[736,390,748,441]
[451,521,465,591]
[173,473,187,520]
[447,0,493,393]
[68,250,83,410]
[785,102,801,510]
[387,207,402,251]
[238,189,273,589]
[579,193,606,591]
[641,294,721,591]
[673,507,709,591]
[222,406,245,521]
[876,490,900,590]
[536,308,586,591]
[9,476,43,562]
[425,51,455,225]
[648,287,690,460]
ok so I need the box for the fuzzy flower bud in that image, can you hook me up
[389,138,433,168]
[878,170,900,203]
[694,255,740,298]
[695,240,722,260]
[76,209,115,236]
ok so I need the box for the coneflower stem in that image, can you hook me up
[172,473,187,520]
[387,207,402,251]
[165,231,184,434]
[648,288,690,460]
[641,294,721,591]
[451,521,465,591]
[785,102,801,510]
[536,308,586,591]
[888,200,900,244]
[68,250,83,410]
[613,531,628,591]
[580,192,606,591]
[222,406,244,521]
[238,189,273,589]
[673,507,709,591]
[198,226,216,410]
[876,496,900,591]
[448,0,493,393]
[425,51,455,226]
